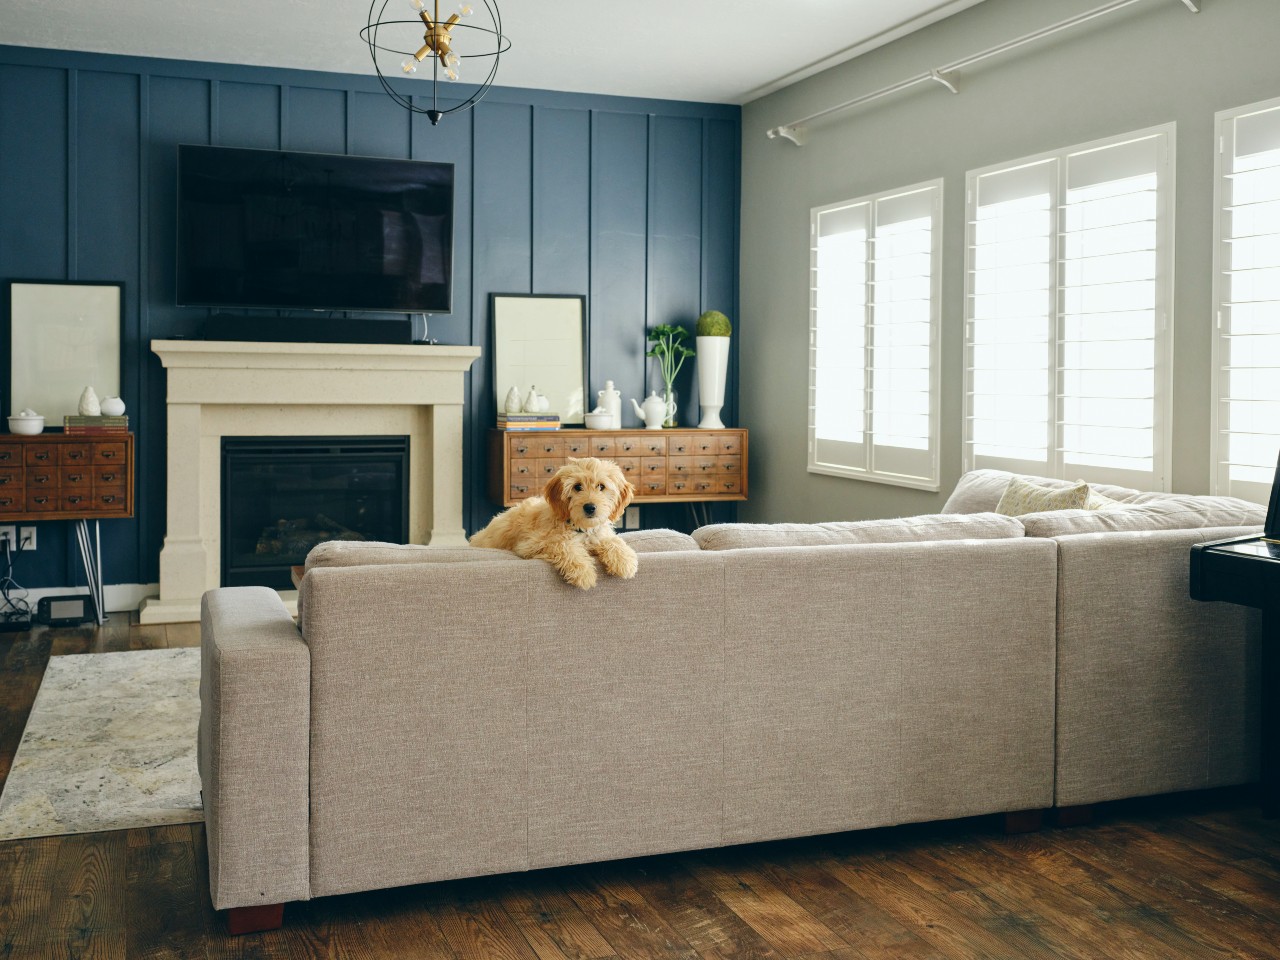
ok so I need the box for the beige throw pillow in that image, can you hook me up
[995,477,1090,517]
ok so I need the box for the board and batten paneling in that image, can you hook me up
[0,45,740,589]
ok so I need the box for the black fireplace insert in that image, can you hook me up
[221,436,409,589]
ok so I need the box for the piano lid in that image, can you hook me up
[1268,449,1280,542]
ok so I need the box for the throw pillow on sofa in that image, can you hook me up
[691,512,1024,551]
[944,469,1140,514]
[995,477,1091,516]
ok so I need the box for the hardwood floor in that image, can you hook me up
[1,619,1278,959]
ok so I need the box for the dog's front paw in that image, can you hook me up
[561,560,597,590]
[601,541,639,579]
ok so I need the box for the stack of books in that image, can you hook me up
[63,415,129,435]
[498,414,561,431]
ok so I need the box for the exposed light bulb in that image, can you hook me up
[408,0,427,11]
[445,67,460,81]
[400,58,419,75]
[458,3,474,16]
[445,52,460,68]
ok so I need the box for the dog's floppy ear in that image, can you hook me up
[609,472,635,523]
[543,475,572,523]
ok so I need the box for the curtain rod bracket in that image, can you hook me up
[767,125,807,146]
[929,70,959,94]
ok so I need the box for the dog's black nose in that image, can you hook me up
[582,502,597,516]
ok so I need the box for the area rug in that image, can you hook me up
[0,648,203,841]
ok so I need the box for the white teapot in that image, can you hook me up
[630,391,667,430]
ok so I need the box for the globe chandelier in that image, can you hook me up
[362,0,510,125]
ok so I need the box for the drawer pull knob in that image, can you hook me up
[34,496,49,504]
[102,495,117,504]
[70,474,84,482]
[36,452,49,461]
[68,452,83,460]
[0,453,9,461]
[68,496,83,504]
[101,451,116,459]
[0,498,11,506]
[0,478,7,486]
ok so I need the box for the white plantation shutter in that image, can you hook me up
[964,127,1173,490]
[810,181,941,490]
[1214,97,1280,504]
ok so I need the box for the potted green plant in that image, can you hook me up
[645,323,695,428]
[695,310,732,429]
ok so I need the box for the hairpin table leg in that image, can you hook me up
[74,518,107,625]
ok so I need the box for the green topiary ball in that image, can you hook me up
[696,310,732,337]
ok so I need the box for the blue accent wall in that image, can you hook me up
[0,46,740,590]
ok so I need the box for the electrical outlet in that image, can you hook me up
[624,506,640,530]
[0,526,15,549]
[19,527,35,551]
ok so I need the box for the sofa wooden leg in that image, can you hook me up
[1003,809,1044,834]
[1055,804,1095,827]
[227,903,284,935]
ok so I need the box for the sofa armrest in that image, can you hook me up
[199,587,311,910]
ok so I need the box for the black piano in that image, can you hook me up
[1190,453,1280,817]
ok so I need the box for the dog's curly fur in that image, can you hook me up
[470,457,638,590]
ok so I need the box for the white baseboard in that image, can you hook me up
[21,583,159,615]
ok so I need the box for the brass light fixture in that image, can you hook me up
[362,0,509,126]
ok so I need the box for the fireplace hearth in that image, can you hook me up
[221,436,409,589]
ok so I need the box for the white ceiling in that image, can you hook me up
[0,0,990,104]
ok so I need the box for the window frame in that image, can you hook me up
[808,178,943,492]
[962,123,1176,492]
[1211,94,1280,503]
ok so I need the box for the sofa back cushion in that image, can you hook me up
[692,512,1023,551]
[619,529,701,553]
[943,469,1140,514]
[1020,493,1265,537]
[304,540,514,571]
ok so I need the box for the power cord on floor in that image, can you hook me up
[0,537,32,624]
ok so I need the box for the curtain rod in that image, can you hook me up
[765,0,1199,146]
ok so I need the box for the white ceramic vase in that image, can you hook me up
[696,336,730,429]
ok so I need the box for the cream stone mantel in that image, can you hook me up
[139,340,480,624]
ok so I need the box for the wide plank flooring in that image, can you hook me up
[1,618,1278,959]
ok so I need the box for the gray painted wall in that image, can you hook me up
[740,0,1280,522]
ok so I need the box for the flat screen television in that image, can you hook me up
[176,144,454,314]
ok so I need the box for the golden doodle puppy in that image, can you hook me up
[470,457,638,590]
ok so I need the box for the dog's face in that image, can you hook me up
[544,458,634,530]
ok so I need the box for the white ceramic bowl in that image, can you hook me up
[7,416,44,435]
[584,412,613,430]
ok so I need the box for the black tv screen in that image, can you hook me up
[176,145,453,313]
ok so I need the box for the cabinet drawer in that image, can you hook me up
[692,436,717,454]
[532,437,564,458]
[536,458,562,479]
[668,457,694,475]
[666,434,695,455]
[693,457,718,474]
[511,460,536,479]
[62,492,93,511]
[92,441,127,464]
[60,466,92,489]
[692,479,716,495]
[25,444,57,466]
[716,476,741,494]
[563,436,591,456]
[718,455,742,474]
[509,437,538,458]
[637,477,667,496]
[94,491,129,513]
[716,434,742,455]
[614,457,640,478]
[0,467,22,488]
[27,469,56,488]
[95,466,127,488]
[640,437,667,456]
[25,492,57,512]
[510,481,535,500]
[616,436,642,454]
[641,457,666,476]
[669,477,692,496]
[60,443,92,465]
[589,438,616,457]
[0,493,20,512]
[0,444,19,465]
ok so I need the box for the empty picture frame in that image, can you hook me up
[5,280,123,424]
[491,294,587,424]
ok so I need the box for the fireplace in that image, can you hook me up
[221,436,409,589]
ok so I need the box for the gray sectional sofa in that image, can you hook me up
[197,470,1264,927]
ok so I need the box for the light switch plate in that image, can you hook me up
[624,506,640,530]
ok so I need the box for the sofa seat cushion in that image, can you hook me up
[692,512,1024,551]
[619,529,701,552]
[1020,493,1265,537]
[944,469,1140,514]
